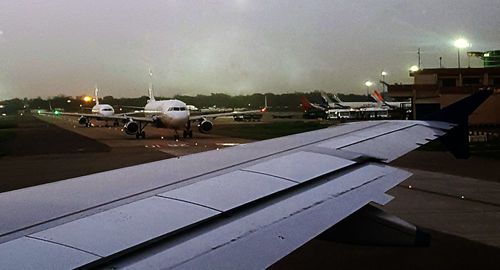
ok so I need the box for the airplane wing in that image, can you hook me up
[43,111,155,123]
[189,109,264,121]
[0,92,491,269]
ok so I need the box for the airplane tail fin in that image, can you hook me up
[94,86,99,105]
[300,95,314,109]
[261,95,268,112]
[373,91,385,103]
[320,91,333,104]
[369,93,382,107]
[332,93,343,103]
[148,68,156,102]
[425,90,493,159]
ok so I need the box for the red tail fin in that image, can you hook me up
[373,91,385,102]
[300,96,314,109]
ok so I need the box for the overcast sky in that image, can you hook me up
[0,0,499,99]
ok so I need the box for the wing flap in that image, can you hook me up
[0,237,98,270]
[102,164,411,270]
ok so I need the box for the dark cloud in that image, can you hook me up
[0,0,498,99]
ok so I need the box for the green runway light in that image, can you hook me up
[37,110,41,114]
[54,110,60,115]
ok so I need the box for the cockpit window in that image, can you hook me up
[168,106,186,111]
[102,108,113,111]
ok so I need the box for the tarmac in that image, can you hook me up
[1,114,499,269]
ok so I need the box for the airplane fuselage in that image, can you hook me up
[144,99,190,130]
[91,104,115,117]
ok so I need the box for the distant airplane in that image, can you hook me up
[320,91,383,109]
[299,95,328,119]
[49,87,121,127]
[63,71,266,140]
[90,87,114,116]
[1,90,492,269]
[371,90,408,109]
[301,93,388,119]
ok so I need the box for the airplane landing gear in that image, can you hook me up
[183,121,193,138]
[183,130,193,138]
[173,129,180,140]
[136,131,146,139]
[131,121,148,139]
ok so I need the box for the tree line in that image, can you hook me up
[0,91,376,114]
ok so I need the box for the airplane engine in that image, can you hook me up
[78,116,88,125]
[124,121,139,135]
[198,120,213,133]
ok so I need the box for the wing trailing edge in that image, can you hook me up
[425,90,492,158]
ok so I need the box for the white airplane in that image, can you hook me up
[90,87,114,116]
[0,90,491,269]
[321,91,383,109]
[73,82,266,140]
[372,90,409,109]
[48,87,121,127]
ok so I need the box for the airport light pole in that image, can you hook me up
[364,80,373,97]
[454,38,470,87]
[454,38,470,69]
[381,71,387,93]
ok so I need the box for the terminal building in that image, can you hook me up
[387,50,500,125]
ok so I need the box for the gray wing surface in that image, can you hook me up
[0,120,455,269]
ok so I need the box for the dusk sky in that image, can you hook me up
[0,0,499,99]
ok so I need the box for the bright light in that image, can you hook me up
[454,38,470,49]
[484,53,490,57]
[364,81,373,87]
[66,99,71,103]
[83,96,92,102]
[54,110,60,115]
[0,105,4,108]
[381,71,388,76]
[409,65,419,72]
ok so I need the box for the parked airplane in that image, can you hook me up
[299,95,328,119]
[320,91,382,109]
[301,94,388,120]
[0,90,491,269]
[372,90,409,109]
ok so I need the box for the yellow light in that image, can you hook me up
[83,96,92,102]
[454,38,470,49]
[364,81,373,87]
[409,65,419,72]
[484,53,490,57]
[66,99,71,103]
